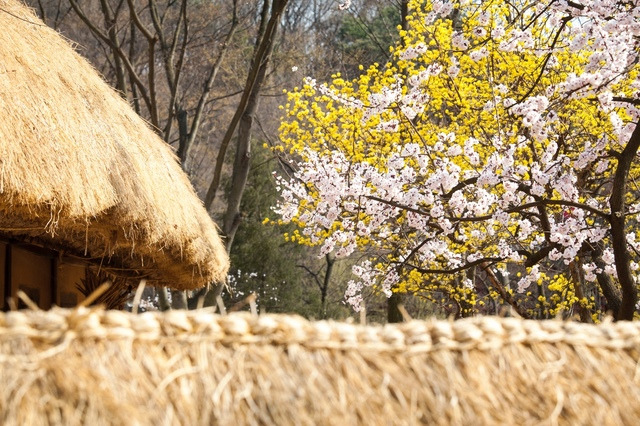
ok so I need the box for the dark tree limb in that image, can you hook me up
[610,123,640,320]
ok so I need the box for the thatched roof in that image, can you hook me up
[1,308,639,425]
[0,0,228,288]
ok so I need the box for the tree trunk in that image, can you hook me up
[158,287,171,311]
[610,124,640,320]
[387,292,404,323]
[569,260,592,323]
[320,254,334,319]
[592,246,622,318]
[203,281,225,309]
[221,0,287,251]
[98,0,128,97]
[204,0,289,211]
[170,289,188,309]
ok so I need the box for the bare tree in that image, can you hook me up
[201,0,289,306]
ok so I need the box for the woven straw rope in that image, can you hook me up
[1,308,639,353]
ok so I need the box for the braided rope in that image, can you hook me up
[1,307,639,352]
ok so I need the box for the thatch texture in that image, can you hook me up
[1,308,639,425]
[0,0,228,289]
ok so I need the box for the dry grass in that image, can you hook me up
[75,270,131,310]
[1,307,640,425]
[0,0,228,289]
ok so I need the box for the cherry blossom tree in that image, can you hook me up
[275,0,640,320]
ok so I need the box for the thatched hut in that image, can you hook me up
[1,307,639,425]
[0,0,229,309]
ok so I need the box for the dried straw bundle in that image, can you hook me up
[1,308,639,425]
[0,0,228,289]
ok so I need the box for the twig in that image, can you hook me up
[229,292,258,313]
[16,291,40,311]
[131,279,147,314]
[397,303,412,322]
[216,295,227,315]
[78,281,112,307]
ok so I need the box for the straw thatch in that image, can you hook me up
[0,0,228,289]
[1,308,639,425]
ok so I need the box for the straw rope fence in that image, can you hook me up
[1,307,640,425]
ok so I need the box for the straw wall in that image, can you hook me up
[1,308,639,425]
